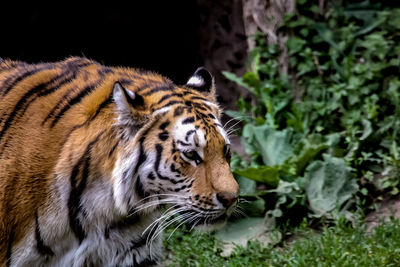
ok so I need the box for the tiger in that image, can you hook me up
[0,57,239,266]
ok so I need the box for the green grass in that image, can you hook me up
[164,219,400,266]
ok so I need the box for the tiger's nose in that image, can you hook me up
[216,192,239,208]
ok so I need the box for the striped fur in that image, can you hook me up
[0,57,239,266]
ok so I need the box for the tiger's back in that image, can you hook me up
[0,57,128,265]
[0,57,239,266]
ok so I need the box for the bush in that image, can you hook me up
[226,0,400,228]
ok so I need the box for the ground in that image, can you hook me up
[366,194,400,231]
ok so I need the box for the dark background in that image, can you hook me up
[0,2,203,85]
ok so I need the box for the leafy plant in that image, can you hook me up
[224,0,400,230]
[304,154,358,218]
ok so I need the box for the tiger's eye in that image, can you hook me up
[183,151,196,159]
[182,151,203,164]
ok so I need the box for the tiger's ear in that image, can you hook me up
[186,67,215,96]
[113,82,144,111]
[113,82,147,137]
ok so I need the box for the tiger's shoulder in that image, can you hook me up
[0,56,236,266]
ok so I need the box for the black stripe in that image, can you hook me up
[37,61,93,99]
[168,178,187,184]
[134,137,147,175]
[188,180,194,188]
[190,96,208,102]
[59,122,90,149]
[42,89,74,125]
[182,117,195,124]
[159,121,170,130]
[50,77,106,127]
[108,140,119,158]
[113,229,155,265]
[117,78,133,86]
[18,68,77,118]
[154,144,186,184]
[97,67,114,76]
[35,211,54,256]
[136,175,148,198]
[158,131,169,141]
[39,61,94,126]
[148,172,156,180]
[0,64,53,96]
[174,184,187,192]
[170,164,181,174]
[68,132,104,243]
[142,85,173,96]
[154,144,163,176]
[104,227,110,239]
[185,130,196,141]
[181,90,196,96]
[177,140,190,146]
[156,93,174,105]
[6,226,14,267]
[0,63,91,149]
[193,104,209,112]
[0,61,20,75]
[129,231,152,252]
[40,82,109,143]
[108,213,141,234]
[88,93,113,122]
[137,258,158,266]
[173,106,185,117]
[0,72,66,143]
[121,86,144,107]
[151,92,182,108]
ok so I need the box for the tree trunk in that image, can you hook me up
[242,0,295,75]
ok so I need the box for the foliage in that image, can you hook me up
[225,0,400,228]
[303,154,358,218]
[165,219,400,266]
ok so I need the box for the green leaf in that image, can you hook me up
[287,37,307,55]
[239,197,266,217]
[214,217,269,251]
[272,209,283,218]
[243,72,260,89]
[236,175,257,196]
[360,119,372,141]
[304,154,358,217]
[361,188,368,196]
[290,138,329,175]
[314,23,339,50]
[242,125,300,166]
[222,71,258,95]
[234,166,279,187]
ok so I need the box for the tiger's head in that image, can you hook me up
[112,67,239,230]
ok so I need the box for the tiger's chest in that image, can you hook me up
[9,183,162,267]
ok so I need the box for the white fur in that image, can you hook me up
[112,146,140,215]
[173,118,206,166]
[214,118,230,145]
[9,103,231,266]
[204,101,219,109]
[187,75,204,87]
[153,106,172,117]
[10,166,163,267]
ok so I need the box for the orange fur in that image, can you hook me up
[0,57,238,266]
